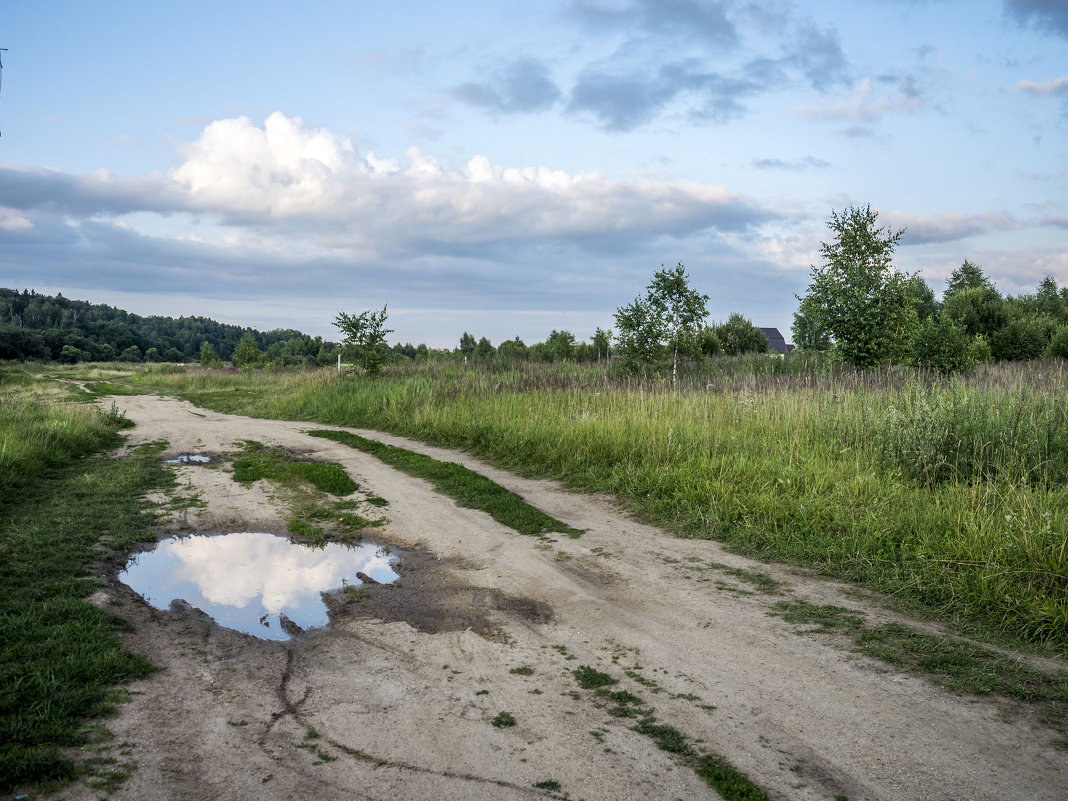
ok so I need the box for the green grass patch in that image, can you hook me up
[232,440,357,495]
[770,600,1068,722]
[572,665,618,689]
[0,433,167,792]
[491,711,517,728]
[307,429,583,538]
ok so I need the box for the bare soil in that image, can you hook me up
[54,394,1068,801]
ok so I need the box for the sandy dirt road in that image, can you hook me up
[54,394,1067,801]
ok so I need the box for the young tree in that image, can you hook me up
[459,332,476,355]
[497,336,528,361]
[715,313,769,355]
[474,336,495,358]
[591,327,612,361]
[545,329,577,362]
[614,263,709,380]
[333,306,394,375]
[199,341,223,368]
[231,331,264,368]
[797,205,918,367]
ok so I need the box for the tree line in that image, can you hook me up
[0,288,338,365]
[793,205,1068,372]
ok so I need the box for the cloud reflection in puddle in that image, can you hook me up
[120,532,397,640]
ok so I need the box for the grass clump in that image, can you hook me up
[572,665,618,690]
[308,429,582,538]
[490,711,517,728]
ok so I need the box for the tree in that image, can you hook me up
[697,326,721,356]
[199,341,223,368]
[333,306,394,375]
[231,331,264,368]
[459,332,476,355]
[614,263,709,380]
[591,327,612,361]
[545,329,577,362]
[797,205,918,367]
[943,259,992,300]
[942,286,1007,339]
[716,313,769,355]
[910,316,975,373]
[474,336,495,358]
[792,295,832,351]
[497,336,528,361]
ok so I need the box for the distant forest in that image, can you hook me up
[0,289,336,365]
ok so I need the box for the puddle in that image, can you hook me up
[165,454,211,464]
[119,532,398,640]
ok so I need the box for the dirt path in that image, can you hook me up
[57,394,1067,801]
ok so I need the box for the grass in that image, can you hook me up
[231,440,357,496]
[307,429,583,539]
[769,599,1068,729]
[491,711,517,728]
[130,359,1068,653]
[0,415,168,793]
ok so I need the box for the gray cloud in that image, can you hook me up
[568,0,739,48]
[782,21,849,90]
[892,210,1022,244]
[1015,75,1068,95]
[752,156,831,170]
[452,57,562,113]
[1005,0,1068,38]
[567,58,774,131]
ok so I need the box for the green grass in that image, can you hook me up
[572,665,618,689]
[130,360,1068,653]
[307,429,583,538]
[0,432,168,792]
[232,440,358,496]
[769,600,1068,726]
[491,711,517,728]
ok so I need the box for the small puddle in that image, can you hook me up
[119,532,398,640]
[164,454,211,464]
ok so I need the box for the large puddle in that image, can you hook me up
[120,532,398,640]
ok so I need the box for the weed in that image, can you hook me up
[510,666,535,676]
[573,665,618,689]
[532,778,562,792]
[491,712,517,728]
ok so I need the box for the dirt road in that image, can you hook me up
[58,394,1067,800]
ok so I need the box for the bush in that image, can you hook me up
[910,316,974,373]
[1046,325,1068,359]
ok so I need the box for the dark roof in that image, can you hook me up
[760,327,787,355]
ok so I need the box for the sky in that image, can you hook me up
[1,0,1066,347]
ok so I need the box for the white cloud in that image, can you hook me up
[0,206,32,231]
[1015,75,1068,96]
[794,77,924,122]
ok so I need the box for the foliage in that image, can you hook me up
[614,263,709,380]
[334,306,394,375]
[474,336,495,358]
[0,287,327,362]
[791,294,832,351]
[991,316,1052,362]
[497,336,528,361]
[1047,325,1068,359]
[231,331,264,368]
[942,286,1007,339]
[715,313,768,356]
[198,341,223,368]
[797,205,918,367]
[697,326,721,356]
[544,329,577,362]
[591,327,612,361]
[459,331,476,355]
[944,259,993,299]
[910,316,975,373]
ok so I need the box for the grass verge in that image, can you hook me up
[307,429,583,539]
[0,438,169,792]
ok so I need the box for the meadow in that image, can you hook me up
[132,356,1068,654]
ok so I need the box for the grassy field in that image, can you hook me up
[0,365,168,792]
[130,357,1068,654]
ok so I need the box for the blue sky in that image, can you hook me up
[1,0,1065,347]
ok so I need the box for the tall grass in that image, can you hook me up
[133,359,1068,651]
[0,366,132,506]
